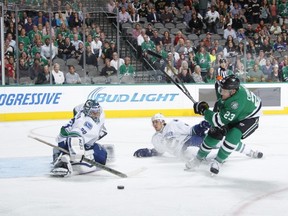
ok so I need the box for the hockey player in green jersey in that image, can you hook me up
[185,75,263,175]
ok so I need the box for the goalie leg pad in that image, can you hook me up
[93,143,107,165]
[67,136,85,162]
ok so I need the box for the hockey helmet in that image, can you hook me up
[151,113,165,123]
[220,75,240,90]
[83,99,102,122]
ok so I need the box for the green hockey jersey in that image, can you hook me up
[204,85,262,127]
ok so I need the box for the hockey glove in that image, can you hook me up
[133,148,158,157]
[193,101,209,115]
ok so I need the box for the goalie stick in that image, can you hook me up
[28,135,128,178]
[147,49,196,103]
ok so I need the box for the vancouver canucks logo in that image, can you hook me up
[87,87,105,101]
[230,101,239,110]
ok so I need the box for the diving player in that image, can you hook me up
[133,113,261,162]
[186,75,263,175]
[133,113,210,161]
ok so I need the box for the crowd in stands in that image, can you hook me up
[1,0,288,85]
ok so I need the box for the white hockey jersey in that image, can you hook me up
[151,120,193,158]
[57,107,105,146]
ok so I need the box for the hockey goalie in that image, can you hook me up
[51,99,114,177]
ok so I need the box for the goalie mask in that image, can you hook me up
[83,99,102,122]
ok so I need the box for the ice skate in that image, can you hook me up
[246,150,263,159]
[50,154,73,177]
[185,156,202,171]
[210,159,221,175]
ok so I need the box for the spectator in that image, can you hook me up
[188,12,203,35]
[74,41,84,61]
[259,0,270,23]
[24,17,34,33]
[52,63,65,84]
[164,59,178,83]
[141,35,155,57]
[273,36,286,52]
[5,56,16,83]
[247,64,266,82]
[249,0,260,24]
[110,52,125,71]
[132,23,142,40]
[138,3,148,18]
[41,38,58,64]
[161,30,172,51]
[268,64,281,82]
[19,57,30,78]
[253,33,263,54]
[65,65,81,84]
[262,38,273,57]
[101,58,117,76]
[58,37,76,61]
[281,58,288,82]
[256,50,267,67]
[71,34,83,51]
[223,24,237,40]
[270,21,282,35]
[6,22,16,40]
[119,56,135,77]
[18,28,30,49]
[151,30,162,46]
[182,5,192,27]
[177,60,194,83]
[129,8,140,23]
[245,23,256,39]
[232,14,243,32]
[211,40,224,55]
[69,12,82,28]
[33,11,47,26]
[29,58,43,81]
[173,31,186,46]
[261,59,273,78]
[35,65,51,84]
[145,23,154,37]
[192,65,205,83]
[79,46,97,67]
[147,7,161,23]
[205,6,220,34]
[269,0,278,23]
[194,46,211,74]
[161,6,174,24]
[204,67,216,83]
[175,38,186,55]
[119,7,131,24]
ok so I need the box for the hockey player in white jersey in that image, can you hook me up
[51,99,113,177]
[133,113,211,160]
[133,113,263,162]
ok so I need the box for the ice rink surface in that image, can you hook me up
[0,115,288,216]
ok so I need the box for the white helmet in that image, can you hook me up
[151,113,165,122]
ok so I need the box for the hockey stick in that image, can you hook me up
[147,49,196,103]
[28,135,128,178]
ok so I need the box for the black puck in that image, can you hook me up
[117,185,124,190]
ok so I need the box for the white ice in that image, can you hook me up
[0,115,288,216]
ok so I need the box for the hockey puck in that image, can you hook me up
[117,185,124,190]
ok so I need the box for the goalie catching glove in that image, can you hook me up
[193,101,209,115]
[133,148,159,157]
